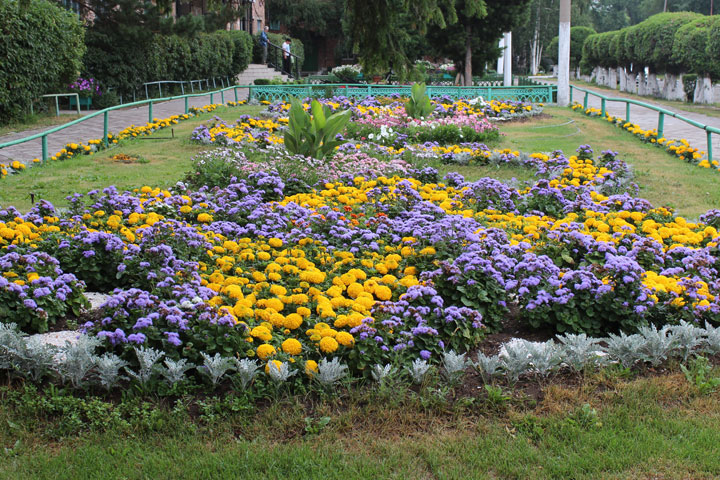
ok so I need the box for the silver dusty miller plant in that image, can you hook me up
[525,340,562,376]
[267,361,297,383]
[473,352,502,383]
[126,346,165,388]
[94,353,128,391]
[57,335,101,388]
[160,358,195,386]
[604,332,646,368]
[636,324,675,367]
[234,358,260,390]
[499,339,533,381]
[406,358,431,384]
[371,364,395,384]
[702,322,720,355]
[442,350,469,381]
[556,333,604,371]
[16,336,58,383]
[200,353,236,386]
[667,321,705,362]
[315,357,348,387]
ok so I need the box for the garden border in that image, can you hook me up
[571,85,719,161]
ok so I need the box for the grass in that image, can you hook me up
[570,78,720,119]
[0,105,264,212]
[495,107,720,219]
[0,112,85,137]
[2,371,720,479]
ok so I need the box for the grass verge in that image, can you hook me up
[1,370,720,479]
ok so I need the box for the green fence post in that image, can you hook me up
[41,135,47,164]
[626,102,631,122]
[210,93,214,104]
[658,112,665,140]
[159,83,162,97]
[184,97,189,114]
[234,87,238,103]
[601,98,606,117]
[583,92,588,110]
[103,111,109,146]
[55,97,60,117]
[708,131,714,162]
[570,86,573,104]
[149,101,153,123]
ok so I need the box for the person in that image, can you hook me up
[282,38,292,77]
[260,26,269,65]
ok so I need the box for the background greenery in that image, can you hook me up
[0,0,85,124]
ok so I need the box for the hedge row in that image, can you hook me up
[0,0,85,124]
[252,32,305,74]
[580,12,720,79]
[84,30,253,97]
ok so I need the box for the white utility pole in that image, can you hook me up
[497,38,504,75]
[503,32,512,86]
[557,0,571,105]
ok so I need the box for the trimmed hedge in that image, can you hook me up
[0,0,85,124]
[84,30,253,97]
[579,12,719,78]
[252,33,305,73]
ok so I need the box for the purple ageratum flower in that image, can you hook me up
[419,350,431,360]
[127,333,147,344]
[164,332,182,346]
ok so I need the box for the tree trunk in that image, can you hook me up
[529,2,542,75]
[465,24,472,86]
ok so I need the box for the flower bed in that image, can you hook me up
[571,103,716,169]
[1,140,720,392]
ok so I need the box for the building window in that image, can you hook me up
[269,20,280,30]
[257,19,262,31]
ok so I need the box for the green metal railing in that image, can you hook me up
[0,85,246,164]
[0,84,555,165]
[248,83,556,103]
[571,85,719,161]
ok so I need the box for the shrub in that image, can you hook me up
[0,0,85,124]
[672,16,720,79]
[633,12,701,74]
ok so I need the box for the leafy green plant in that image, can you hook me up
[681,355,720,395]
[404,83,434,119]
[283,98,351,159]
[483,384,510,410]
[304,416,331,435]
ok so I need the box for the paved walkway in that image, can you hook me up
[0,90,248,165]
[540,80,719,161]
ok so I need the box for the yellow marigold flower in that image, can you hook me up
[282,338,302,355]
[319,336,339,353]
[305,360,318,376]
[268,238,283,248]
[346,282,364,299]
[335,331,354,347]
[250,325,272,342]
[256,343,276,360]
[197,213,213,223]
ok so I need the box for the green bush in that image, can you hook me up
[672,16,720,79]
[219,30,253,76]
[85,30,251,98]
[0,0,85,124]
[547,26,595,70]
[633,12,701,74]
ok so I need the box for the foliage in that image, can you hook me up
[405,83,434,119]
[0,0,85,124]
[681,355,720,395]
[284,98,351,159]
[547,26,596,69]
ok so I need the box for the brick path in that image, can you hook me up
[0,91,245,165]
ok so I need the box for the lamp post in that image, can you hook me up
[557,0,571,106]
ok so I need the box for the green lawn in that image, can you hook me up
[2,372,720,479]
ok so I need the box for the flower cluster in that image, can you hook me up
[68,77,102,97]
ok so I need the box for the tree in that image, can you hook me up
[425,0,532,83]
[343,0,458,75]
[547,26,595,71]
